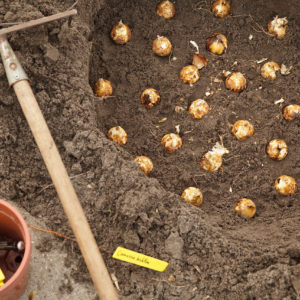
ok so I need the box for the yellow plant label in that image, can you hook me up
[113,247,168,272]
[0,268,5,287]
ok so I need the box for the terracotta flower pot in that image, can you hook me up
[0,199,32,300]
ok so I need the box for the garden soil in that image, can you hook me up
[0,0,299,299]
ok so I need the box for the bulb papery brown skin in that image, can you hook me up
[206,33,228,55]
[181,187,203,207]
[156,0,175,19]
[200,142,229,171]
[211,0,230,18]
[274,175,298,195]
[189,99,210,119]
[261,61,280,80]
[94,79,113,97]
[232,120,254,140]
[107,126,127,146]
[152,36,172,56]
[180,65,200,84]
[266,139,288,160]
[283,104,300,121]
[235,198,256,219]
[161,133,182,153]
[110,20,131,45]
[268,16,288,39]
[134,156,153,175]
[225,72,246,92]
[192,54,208,70]
[140,88,161,109]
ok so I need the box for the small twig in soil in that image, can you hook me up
[193,174,206,177]
[93,96,117,101]
[36,172,89,195]
[248,14,272,36]
[192,0,211,14]
[149,128,157,138]
[192,177,198,186]
[30,69,73,89]
[150,277,188,288]
[29,223,112,255]
[168,49,178,66]
[27,223,76,241]
[230,14,272,37]
[67,0,79,11]
[28,68,100,102]
[0,22,22,27]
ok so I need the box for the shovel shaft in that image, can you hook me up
[13,80,118,300]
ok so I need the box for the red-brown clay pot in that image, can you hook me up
[0,199,32,300]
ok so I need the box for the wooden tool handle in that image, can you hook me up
[0,9,77,37]
[13,80,119,300]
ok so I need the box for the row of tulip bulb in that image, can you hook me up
[95,0,298,219]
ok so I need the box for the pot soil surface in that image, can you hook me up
[0,0,299,299]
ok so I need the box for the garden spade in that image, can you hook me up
[0,9,118,300]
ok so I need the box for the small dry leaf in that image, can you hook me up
[158,117,167,123]
[168,275,176,282]
[213,78,223,83]
[192,53,208,70]
[256,58,268,64]
[175,124,180,134]
[274,98,285,104]
[194,265,201,273]
[280,64,292,75]
[175,105,185,113]
[111,273,120,291]
[29,291,37,300]
[222,70,231,78]
[190,40,199,53]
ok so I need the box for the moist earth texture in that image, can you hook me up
[0,0,299,299]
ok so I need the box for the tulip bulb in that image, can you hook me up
[206,33,228,55]
[181,187,203,207]
[283,104,300,121]
[225,72,246,92]
[107,126,127,145]
[274,175,298,195]
[180,65,200,84]
[268,16,288,39]
[235,198,256,218]
[211,0,230,18]
[152,36,172,56]
[261,61,280,80]
[232,120,254,140]
[200,142,229,171]
[156,0,175,19]
[189,99,210,119]
[94,79,113,97]
[141,88,161,109]
[192,54,208,70]
[266,139,288,160]
[134,156,153,174]
[111,20,131,45]
[161,133,182,153]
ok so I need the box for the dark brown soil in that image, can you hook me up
[0,0,299,299]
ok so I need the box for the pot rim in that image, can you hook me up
[0,199,32,292]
